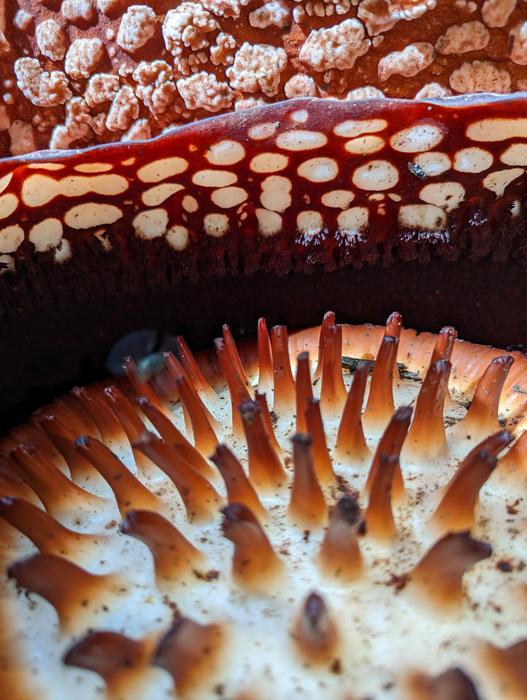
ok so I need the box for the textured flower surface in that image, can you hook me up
[0,313,526,699]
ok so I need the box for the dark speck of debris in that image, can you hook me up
[496,560,513,573]
[386,573,408,593]
[162,595,180,620]
[194,569,220,582]
[330,658,342,674]
[507,499,521,515]
[214,683,225,696]
[303,530,311,542]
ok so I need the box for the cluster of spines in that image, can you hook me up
[0,312,525,698]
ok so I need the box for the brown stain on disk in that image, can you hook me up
[365,406,411,502]
[291,592,339,664]
[133,431,221,522]
[457,355,515,440]
[305,399,335,486]
[221,503,282,591]
[210,444,266,521]
[432,431,512,533]
[10,444,106,520]
[153,616,225,697]
[295,351,313,434]
[320,323,347,420]
[405,360,452,460]
[482,640,527,700]
[135,396,214,480]
[271,325,295,415]
[289,434,327,528]
[215,334,252,438]
[239,400,285,492]
[64,631,152,699]
[257,318,273,396]
[0,496,102,559]
[121,509,204,584]
[408,532,492,609]
[314,312,336,381]
[319,495,363,580]
[7,553,118,632]
[76,435,161,517]
[164,353,219,454]
[335,361,370,464]
[364,312,402,430]
[408,667,480,700]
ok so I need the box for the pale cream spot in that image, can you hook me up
[290,109,309,124]
[211,186,248,209]
[54,238,72,263]
[206,140,246,166]
[297,211,323,236]
[192,170,238,187]
[121,157,136,166]
[133,208,169,240]
[182,195,199,213]
[467,118,527,142]
[204,213,229,237]
[0,173,13,194]
[0,254,14,273]
[65,203,123,229]
[26,162,65,171]
[276,130,327,151]
[248,122,279,140]
[74,162,113,173]
[391,124,444,153]
[142,183,184,207]
[337,206,369,234]
[454,148,493,173]
[352,160,399,191]
[94,229,111,252]
[255,208,282,237]
[0,224,23,253]
[250,153,289,174]
[399,204,447,230]
[345,135,385,155]
[297,157,339,183]
[260,176,292,213]
[389,193,402,202]
[321,190,355,209]
[166,225,189,251]
[420,182,465,212]
[22,173,129,207]
[334,118,387,139]
[413,152,451,177]
[483,168,524,196]
[0,193,18,219]
[137,157,189,183]
[501,144,527,167]
[511,200,521,218]
[29,218,63,252]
